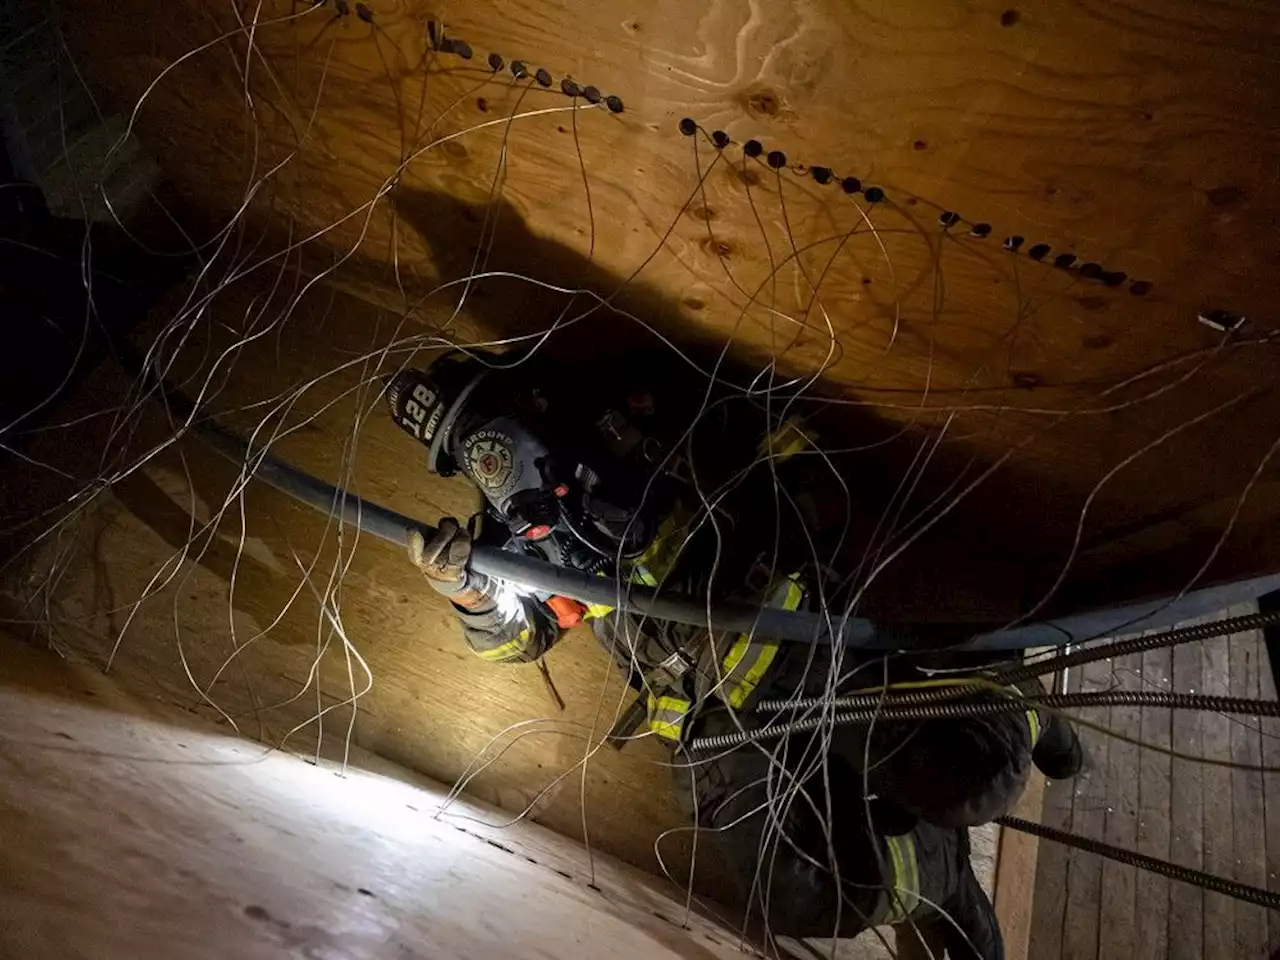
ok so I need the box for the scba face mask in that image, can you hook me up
[387,352,661,567]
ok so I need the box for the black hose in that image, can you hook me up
[204,416,869,641]
[200,420,418,546]
[696,690,1280,750]
[125,347,889,645]
[110,341,873,644]
[125,345,1278,652]
[996,815,1280,911]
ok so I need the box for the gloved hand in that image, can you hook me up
[408,518,477,597]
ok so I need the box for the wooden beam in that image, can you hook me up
[994,770,1047,960]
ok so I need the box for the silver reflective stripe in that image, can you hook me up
[647,694,692,741]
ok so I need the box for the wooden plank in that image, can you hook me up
[1201,631,1235,958]
[1260,618,1280,957]
[1062,655,1114,960]
[1028,664,1083,960]
[1169,636,1205,960]
[1228,617,1268,959]
[1098,651,1140,960]
[1134,643,1171,960]
[995,758,1046,960]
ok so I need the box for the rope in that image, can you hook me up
[996,815,1280,911]
[694,690,1280,751]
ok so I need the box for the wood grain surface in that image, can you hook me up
[1135,643,1172,960]
[13,0,1280,948]
[53,0,1280,603]
[1062,657,1110,960]
[0,638,749,960]
[1028,660,1081,960]
[994,750,1047,960]
[1026,613,1279,959]
[1200,622,1235,957]
[1099,651,1141,960]
[1259,627,1280,956]
[1169,635,1205,960]
[0,278,713,895]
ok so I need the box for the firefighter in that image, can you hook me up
[391,349,1082,954]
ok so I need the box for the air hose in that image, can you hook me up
[106,335,854,645]
[199,416,871,643]
[692,690,1280,751]
[997,815,1280,911]
[128,344,1278,651]
[189,403,1280,651]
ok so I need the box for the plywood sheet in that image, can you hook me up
[0,640,747,960]
[53,0,1280,598]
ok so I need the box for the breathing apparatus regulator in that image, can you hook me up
[386,351,674,578]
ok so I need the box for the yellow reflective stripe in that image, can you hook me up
[726,642,779,708]
[647,694,691,741]
[722,636,750,680]
[582,562,658,615]
[649,721,683,741]
[1004,684,1041,745]
[580,569,616,620]
[884,837,906,923]
[883,834,920,923]
[719,575,801,707]
[651,695,691,714]
[633,566,659,587]
[632,537,666,580]
[900,835,920,917]
[901,834,921,916]
[719,636,758,707]
[778,577,803,612]
[758,417,810,464]
[629,510,690,587]
[475,627,532,662]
